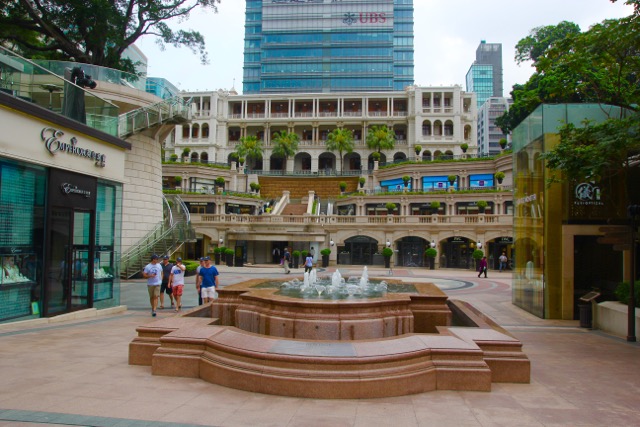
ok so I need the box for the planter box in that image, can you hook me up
[595,301,640,338]
[372,254,385,266]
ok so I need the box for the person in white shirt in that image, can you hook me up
[169,257,186,312]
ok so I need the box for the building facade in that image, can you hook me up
[243,0,414,94]
[466,41,503,108]
[477,96,511,156]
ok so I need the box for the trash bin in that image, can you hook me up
[578,303,592,328]
[578,291,601,329]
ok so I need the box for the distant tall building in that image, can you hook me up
[466,41,503,107]
[477,96,511,156]
[242,0,414,94]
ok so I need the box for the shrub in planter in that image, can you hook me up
[320,248,331,267]
[224,248,234,267]
[477,200,488,212]
[425,248,437,270]
[359,177,366,188]
[371,151,381,161]
[169,154,178,162]
[385,202,397,214]
[614,282,640,307]
[301,250,308,259]
[181,148,191,159]
[402,175,410,187]
[448,175,457,185]
[215,177,226,190]
[414,144,422,155]
[495,171,505,184]
[250,182,261,192]
[213,247,225,265]
[292,250,301,268]
[499,138,508,149]
[339,181,347,192]
[173,176,182,187]
[429,201,440,214]
[472,249,484,271]
[460,143,469,153]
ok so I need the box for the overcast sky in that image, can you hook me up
[136,0,633,95]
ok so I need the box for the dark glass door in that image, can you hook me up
[45,208,93,316]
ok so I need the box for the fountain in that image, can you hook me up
[130,267,530,398]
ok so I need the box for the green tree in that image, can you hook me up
[0,0,221,74]
[237,135,263,169]
[326,128,354,173]
[366,125,395,155]
[271,130,299,169]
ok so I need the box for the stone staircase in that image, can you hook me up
[281,203,308,216]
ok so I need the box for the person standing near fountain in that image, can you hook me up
[142,254,163,316]
[198,256,219,303]
[283,248,291,274]
[159,256,175,309]
[477,256,488,278]
[304,253,314,273]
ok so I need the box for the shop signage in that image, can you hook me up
[60,182,91,198]
[343,12,387,25]
[41,127,106,168]
[573,182,603,206]
[515,194,536,206]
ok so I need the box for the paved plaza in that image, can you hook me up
[0,265,639,427]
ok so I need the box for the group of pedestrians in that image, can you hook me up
[277,247,315,274]
[142,254,220,317]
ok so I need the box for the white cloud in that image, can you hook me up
[136,0,634,95]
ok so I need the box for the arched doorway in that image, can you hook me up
[487,236,513,270]
[441,236,475,269]
[397,237,427,267]
[343,236,378,265]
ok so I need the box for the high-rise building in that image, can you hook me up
[465,41,503,107]
[477,96,511,156]
[242,0,414,94]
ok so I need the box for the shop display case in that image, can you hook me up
[0,252,38,319]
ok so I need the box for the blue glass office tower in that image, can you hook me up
[243,0,414,94]
[465,41,503,107]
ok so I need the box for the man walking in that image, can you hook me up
[499,252,508,272]
[142,254,163,316]
[477,256,488,278]
[198,256,219,303]
[159,255,175,309]
[283,247,291,274]
[169,257,186,312]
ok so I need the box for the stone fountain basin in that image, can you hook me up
[129,278,530,398]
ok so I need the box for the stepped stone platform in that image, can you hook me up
[129,278,530,398]
[258,176,360,199]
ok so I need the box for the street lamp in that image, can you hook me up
[219,238,224,245]
[330,240,335,247]
[386,240,391,247]
[430,240,436,248]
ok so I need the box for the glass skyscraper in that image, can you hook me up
[466,41,503,107]
[243,0,414,94]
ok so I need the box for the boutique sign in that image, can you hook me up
[41,127,106,167]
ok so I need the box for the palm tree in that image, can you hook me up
[366,125,396,157]
[237,135,264,169]
[271,130,299,172]
[326,128,354,174]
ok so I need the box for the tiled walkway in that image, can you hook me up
[0,265,638,427]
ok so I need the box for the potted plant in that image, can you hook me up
[414,144,422,156]
[292,250,301,269]
[169,154,178,162]
[181,147,191,161]
[495,171,505,184]
[499,138,508,149]
[371,151,381,162]
[250,182,261,193]
[429,201,441,214]
[224,248,234,267]
[402,175,411,188]
[301,250,308,261]
[213,246,225,265]
[173,175,182,189]
[339,181,347,192]
[382,247,394,268]
[472,249,484,271]
[425,248,437,270]
[320,248,331,267]
[448,175,457,186]
[385,202,397,215]
[359,176,366,188]
[215,177,226,190]
[460,143,469,153]
[477,200,488,213]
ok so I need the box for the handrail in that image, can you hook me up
[118,95,193,138]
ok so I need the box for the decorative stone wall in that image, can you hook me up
[121,131,164,251]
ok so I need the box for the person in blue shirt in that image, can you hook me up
[198,256,219,303]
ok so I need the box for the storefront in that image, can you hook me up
[0,93,129,322]
[512,104,631,319]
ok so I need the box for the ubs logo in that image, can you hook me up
[343,12,387,26]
